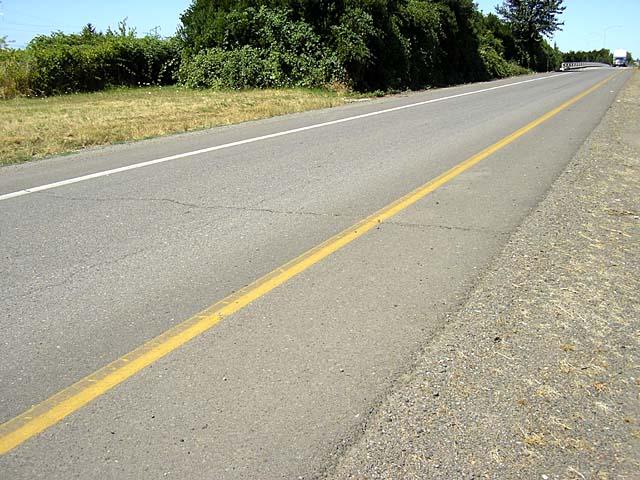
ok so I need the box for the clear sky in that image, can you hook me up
[0,0,192,47]
[476,0,639,57]
[1,0,639,58]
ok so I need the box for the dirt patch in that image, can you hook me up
[324,72,640,479]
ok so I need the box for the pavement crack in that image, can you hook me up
[37,192,201,209]
[212,204,348,218]
[5,246,152,302]
[36,191,347,218]
[385,220,508,236]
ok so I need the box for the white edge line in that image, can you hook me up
[1,73,569,202]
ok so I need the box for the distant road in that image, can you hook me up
[0,69,630,478]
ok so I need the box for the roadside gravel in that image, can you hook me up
[324,70,640,479]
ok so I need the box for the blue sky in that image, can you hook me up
[1,0,638,57]
[476,0,639,56]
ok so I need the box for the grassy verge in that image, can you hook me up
[0,86,352,166]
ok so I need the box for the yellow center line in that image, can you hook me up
[0,72,618,455]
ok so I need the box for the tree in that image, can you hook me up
[82,23,97,36]
[496,0,565,40]
[563,49,612,65]
[496,0,565,69]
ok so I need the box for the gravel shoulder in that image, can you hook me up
[324,70,640,479]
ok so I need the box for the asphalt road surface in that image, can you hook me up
[0,68,631,478]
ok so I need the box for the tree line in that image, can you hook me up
[1,0,566,98]
[563,49,634,65]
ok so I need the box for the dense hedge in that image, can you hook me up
[28,35,180,96]
[1,1,564,99]
[178,0,484,90]
[178,7,344,89]
[1,29,180,98]
[177,0,555,92]
[178,46,343,89]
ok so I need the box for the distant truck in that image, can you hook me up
[613,49,628,67]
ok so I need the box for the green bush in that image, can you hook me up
[178,45,342,89]
[0,29,181,98]
[528,39,563,72]
[2,1,547,98]
[477,23,530,79]
[401,0,446,87]
[482,13,521,63]
[0,49,33,98]
[178,7,345,90]
[479,45,529,78]
[178,46,271,89]
[26,34,181,96]
[178,1,504,91]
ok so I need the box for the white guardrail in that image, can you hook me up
[560,62,612,71]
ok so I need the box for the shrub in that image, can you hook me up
[0,29,182,98]
[178,45,342,89]
[479,45,529,78]
[178,0,502,91]
[477,24,530,79]
[401,0,446,87]
[0,49,33,98]
[331,8,376,72]
[178,7,345,90]
[26,34,181,96]
[178,46,271,89]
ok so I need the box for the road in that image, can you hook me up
[0,68,631,478]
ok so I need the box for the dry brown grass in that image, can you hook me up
[523,432,547,447]
[0,86,352,165]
